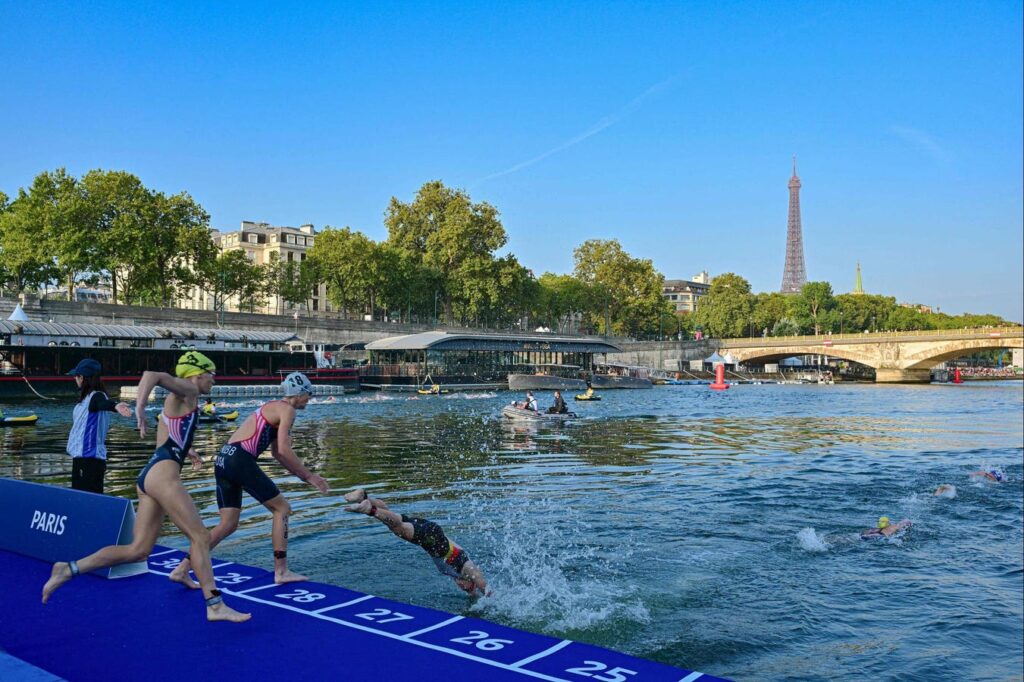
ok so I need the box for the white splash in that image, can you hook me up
[797,527,831,553]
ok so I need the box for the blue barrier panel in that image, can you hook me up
[0,477,146,579]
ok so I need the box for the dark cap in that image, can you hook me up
[67,358,102,378]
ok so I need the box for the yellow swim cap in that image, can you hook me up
[176,351,216,378]
[877,516,890,529]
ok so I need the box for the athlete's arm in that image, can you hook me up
[271,405,329,493]
[134,371,199,438]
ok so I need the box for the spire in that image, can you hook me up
[792,155,797,177]
[853,262,864,295]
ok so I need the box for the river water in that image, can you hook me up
[2,382,1022,681]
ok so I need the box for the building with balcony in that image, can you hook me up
[662,271,711,314]
[178,221,333,315]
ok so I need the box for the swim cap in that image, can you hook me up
[176,351,216,378]
[282,371,314,396]
[989,469,1004,482]
[877,516,890,529]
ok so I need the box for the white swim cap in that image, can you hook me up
[282,372,314,397]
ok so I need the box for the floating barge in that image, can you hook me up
[0,320,359,399]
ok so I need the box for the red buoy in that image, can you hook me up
[952,368,963,384]
[710,363,729,390]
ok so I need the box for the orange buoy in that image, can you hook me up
[710,363,729,390]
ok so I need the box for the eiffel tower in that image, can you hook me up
[780,156,807,293]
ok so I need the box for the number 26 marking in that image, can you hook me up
[450,630,514,651]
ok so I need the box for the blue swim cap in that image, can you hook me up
[990,469,1004,482]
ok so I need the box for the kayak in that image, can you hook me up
[0,414,38,426]
[199,410,239,424]
[501,405,577,422]
[574,394,601,401]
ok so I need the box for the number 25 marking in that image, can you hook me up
[566,661,638,682]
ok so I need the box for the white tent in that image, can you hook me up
[7,303,29,322]
[704,352,726,366]
[722,352,739,366]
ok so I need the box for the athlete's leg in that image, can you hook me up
[345,496,414,542]
[145,465,250,623]
[168,507,241,588]
[264,494,307,583]
[42,487,165,604]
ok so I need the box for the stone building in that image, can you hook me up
[662,271,711,314]
[178,221,332,315]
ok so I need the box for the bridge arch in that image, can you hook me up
[902,338,1023,370]
[728,346,879,369]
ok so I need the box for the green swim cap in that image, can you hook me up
[877,516,890,529]
[176,351,216,378]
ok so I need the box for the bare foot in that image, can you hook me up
[42,562,73,604]
[275,569,308,584]
[345,499,373,514]
[343,488,368,503]
[169,561,200,589]
[206,602,252,623]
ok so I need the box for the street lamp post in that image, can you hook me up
[840,311,844,335]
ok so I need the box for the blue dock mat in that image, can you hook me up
[0,546,725,682]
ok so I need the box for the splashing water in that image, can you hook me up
[797,527,831,552]
[471,496,650,632]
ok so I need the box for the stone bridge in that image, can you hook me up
[608,327,1024,383]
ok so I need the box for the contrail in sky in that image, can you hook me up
[474,75,680,184]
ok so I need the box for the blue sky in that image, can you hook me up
[1,1,1021,319]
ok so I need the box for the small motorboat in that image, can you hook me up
[501,405,577,422]
[0,414,38,426]
[574,393,601,401]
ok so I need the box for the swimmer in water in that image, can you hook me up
[934,484,957,498]
[970,469,1005,483]
[344,489,489,596]
[169,372,329,586]
[861,516,912,539]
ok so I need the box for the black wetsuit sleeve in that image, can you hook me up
[88,392,119,413]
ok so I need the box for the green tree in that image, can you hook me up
[20,169,96,297]
[793,281,836,334]
[196,250,262,319]
[0,195,56,292]
[752,292,793,337]
[885,305,932,331]
[772,317,801,336]
[573,239,668,337]
[834,293,898,332]
[385,180,507,324]
[693,272,753,338]
[308,227,379,318]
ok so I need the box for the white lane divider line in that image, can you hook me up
[147,549,179,558]
[210,562,234,570]
[232,591,573,682]
[678,672,704,682]
[313,595,375,614]
[402,615,464,639]
[233,582,282,595]
[510,640,572,668]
